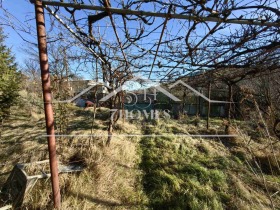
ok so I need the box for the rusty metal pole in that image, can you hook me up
[34,0,61,208]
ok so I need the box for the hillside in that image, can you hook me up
[1,93,280,209]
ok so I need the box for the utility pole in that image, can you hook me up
[34,0,61,208]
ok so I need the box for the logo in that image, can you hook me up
[46,76,236,138]
[99,76,180,121]
[97,76,230,121]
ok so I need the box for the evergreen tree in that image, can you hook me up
[0,28,21,125]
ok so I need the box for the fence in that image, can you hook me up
[124,102,226,117]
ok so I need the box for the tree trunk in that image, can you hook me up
[122,91,125,124]
[89,103,97,148]
[106,119,113,146]
[106,97,116,146]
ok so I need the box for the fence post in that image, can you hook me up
[207,82,211,129]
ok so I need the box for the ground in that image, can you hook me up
[0,100,280,209]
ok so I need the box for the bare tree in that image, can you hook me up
[1,0,279,144]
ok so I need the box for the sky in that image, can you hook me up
[0,0,278,80]
[0,1,231,63]
[0,0,192,79]
[1,0,36,65]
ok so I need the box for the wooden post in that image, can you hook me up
[207,82,211,129]
[197,88,201,116]
[227,83,233,120]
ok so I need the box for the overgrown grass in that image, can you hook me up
[140,136,229,209]
[140,119,279,209]
[0,105,149,209]
[1,102,280,209]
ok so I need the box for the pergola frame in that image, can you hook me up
[31,0,280,208]
[31,0,280,27]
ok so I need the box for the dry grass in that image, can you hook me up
[1,105,280,209]
[0,106,148,209]
[22,139,148,209]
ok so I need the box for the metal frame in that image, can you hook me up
[30,0,280,209]
[34,0,61,208]
[30,0,280,27]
